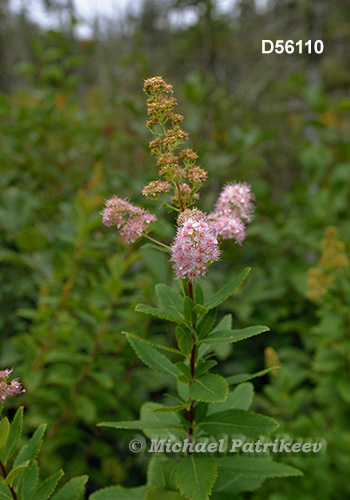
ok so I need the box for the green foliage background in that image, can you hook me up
[0,0,349,498]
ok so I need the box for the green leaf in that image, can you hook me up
[197,315,232,359]
[177,331,194,357]
[98,402,182,431]
[0,407,23,463]
[216,457,303,478]
[207,383,254,415]
[183,297,195,325]
[162,460,179,491]
[202,326,269,345]
[14,424,47,467]
[17,461,39,500]
[226,367,280,385]
[4,462,29,486]
[213,472,264,494]
[51,476,88,500]
[175,456,217,500]
[147,405,188,413]
[89,486,149,500]
[199,410,279,438]
[0,418,10,449]
[127,335,180,378]
[146,486,184,500]
[189,374,228,403]
[135,304,186,325]
[197,308,217,339]
[0,484,12,499]
[156,284,184,313]
[123,331,184,356]
[193,282,204,306]
[192,304,208,315]
[195,360,218,378]
[28,470,64,500]
[147,455,166,487]
[204,268,250,309]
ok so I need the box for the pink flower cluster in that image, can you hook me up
[209,182,254,244]
[171,212,220,281]
[0,368,25,401]
[101,196,157,244]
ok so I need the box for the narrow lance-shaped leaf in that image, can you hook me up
[51,475,89,500]
[226,366,280,385]
[146,486,185,500]
[202,326,269,345]
[204,268,250,309]
[0,418,10,449]
[198,409,279,438]
[127,335,180,378]
[216,457,303,478]
[155,284,184,314]
[0,406,23,463]
[28,470,64,500]
[122,331,184,356]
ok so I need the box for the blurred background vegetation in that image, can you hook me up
[0,0,349,498]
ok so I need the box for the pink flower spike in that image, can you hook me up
[215,182,254,223]
[170,214,220,281]
[101,196,157,245]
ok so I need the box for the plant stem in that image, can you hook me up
[0,460,18,500]
[144,234,171,250]
[187,280,196,452]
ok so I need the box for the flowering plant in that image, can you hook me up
[98,77,301,500]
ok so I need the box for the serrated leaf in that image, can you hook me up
[89,485,149,500]
[0,407,23,463]
[98,402,182,431]
[189,374,228,403]
[146,486,184,499]
[0,419,10,449]
[147,405,188,413]
[192,304,208,315]
[135,304,186,325]
[28,470,64,500]
[216,457,303,478]
[17,460,39,500]
[207,383,254,415]
[197,315,232,359]
[197,308,217,339]
[226,367,280,385]
[156,284,184,313]
[213,471,264,494]
[183,297,195,325]
[14,424,47,467]
[178,332,194,357]
[4,462,29,486]
[202,326,269,345]
[198,409,278,437]
[175,456,217,500]
[51,475,88,500]
[123,331,183,356]
[195,360,218,378]
[127,335,180,378]
[0,484,12,499]
[162,460,179,491]
[204,268,250,309]
[193,283,204,306]
[146,455,166,487]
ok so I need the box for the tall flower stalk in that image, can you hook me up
[99,77,301,500]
